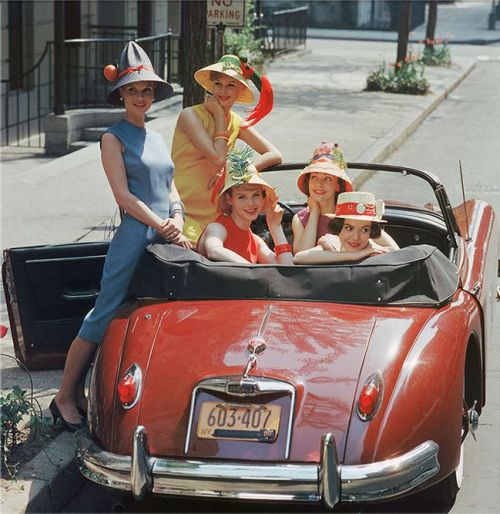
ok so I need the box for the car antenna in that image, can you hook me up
[459,160,471,242]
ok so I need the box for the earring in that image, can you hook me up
[119,97,123,101]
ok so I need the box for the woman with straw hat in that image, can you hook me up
[50,41,191,432]
[294,192,398,264]
[197,147,293,265]
[172,55,282,245]
[292,141,354,253]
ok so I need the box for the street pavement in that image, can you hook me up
[1,1,500,512]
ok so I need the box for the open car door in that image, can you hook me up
[2,242,109,370]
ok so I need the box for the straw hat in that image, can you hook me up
[195,55,254,104]
[334,191,386,223]
[297,141,353,195]
[195,55,274,127]
[104,41,173,106]
[216,147,277,213]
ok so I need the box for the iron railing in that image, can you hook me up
[1,32,180,147]
[64,32,180,109]
[266,5,308,56]
[1,42,54,147]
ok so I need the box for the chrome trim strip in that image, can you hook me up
[78,427,440,505]
[183,376,296,459]
[131,426,155,500]
[319,433,340,509]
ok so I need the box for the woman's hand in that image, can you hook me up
[364,240,391,257]
[204,94,225,119]
[170,233,193,250]
[266,201,284,229]
[307,197,321,215]
[158,218,181,241]
[317,233,340,252]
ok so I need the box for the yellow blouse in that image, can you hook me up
[172,104,242,243]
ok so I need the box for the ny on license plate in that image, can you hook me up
[197,402,281,442]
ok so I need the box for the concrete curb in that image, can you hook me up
[1,432,82,513]
[353,59,476,189]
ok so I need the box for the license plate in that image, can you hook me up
[197,402,281,442]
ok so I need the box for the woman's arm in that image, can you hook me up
[203,223,251,264]
[166,180,192,249]
[101,133,178,241]
[258,203,293,264]
[176,100,228,170]
[238,126,282,171]
[294,240,389,264]
[292,200,321,253]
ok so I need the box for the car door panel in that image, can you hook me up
[3,242,109,370]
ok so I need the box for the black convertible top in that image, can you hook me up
[129,244,459,307]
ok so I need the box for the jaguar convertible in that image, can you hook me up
[3,162,498,510]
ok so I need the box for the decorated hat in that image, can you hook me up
[297,142,353,195]
[334,191,386,223]
[215,146,277,213]
[194,55,274,128]
[103,41,173,106]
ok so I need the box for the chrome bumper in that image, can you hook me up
[77,426,439,509]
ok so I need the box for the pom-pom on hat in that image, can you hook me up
[104,41,173,106]
[194,55,274,128]
[297,141,353,195]
[215,146,277,213]
[334,191,386,223]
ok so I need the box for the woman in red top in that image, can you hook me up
[197,148,293,265]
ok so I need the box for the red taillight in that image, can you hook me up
[117,364,142,409]
[357,373,383,421]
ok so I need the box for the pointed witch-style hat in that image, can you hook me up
[103,41,173,106]
[194,54,273,128]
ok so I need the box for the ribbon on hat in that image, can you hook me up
[118,64,154,78]
[335,202,377,217]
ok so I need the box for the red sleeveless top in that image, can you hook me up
[215,214,259,264]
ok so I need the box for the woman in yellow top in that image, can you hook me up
[172,54,282,244]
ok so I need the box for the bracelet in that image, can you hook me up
[170,209,185,221]
[274,243,292,255]
[213,135,229,142]
[213,130,230,138]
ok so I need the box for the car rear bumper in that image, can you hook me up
[77,426,439,509]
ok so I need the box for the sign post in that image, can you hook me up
[207,0,246,59]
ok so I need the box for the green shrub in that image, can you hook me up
[224,0,264,65]
[1,385,52,478]
[419,38,451,66]
[366,55,429,95]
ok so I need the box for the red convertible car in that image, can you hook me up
[3,163,498,510]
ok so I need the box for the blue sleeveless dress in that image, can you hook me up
[78,119,174,344]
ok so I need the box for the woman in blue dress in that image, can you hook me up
[50,42,191,431]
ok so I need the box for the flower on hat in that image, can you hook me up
[311,142,347,170]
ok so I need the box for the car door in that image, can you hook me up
[2,241,109,370]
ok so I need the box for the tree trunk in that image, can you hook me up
[396,0,411,70]
[425,1,438,52]
[180,1,207,108]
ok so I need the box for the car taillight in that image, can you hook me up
[357,372,383,421]
[117,363,142,409]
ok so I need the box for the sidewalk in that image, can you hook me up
[1,35,498,513]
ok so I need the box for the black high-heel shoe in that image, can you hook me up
[49,399,84,432]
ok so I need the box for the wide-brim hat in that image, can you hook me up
[218,171,277,213]
[105,41,173,106]
[194,55,254,104]
[334,191,386,223]
[297,142,353,195]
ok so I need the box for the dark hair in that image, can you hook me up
[303,174,347,204]
[328,217,382,238]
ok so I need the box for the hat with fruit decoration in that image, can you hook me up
[297,141,353,195]
[103,41,173,106]
[215,146,277,213]
[194,54,274,128]
[334,191,386,223]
